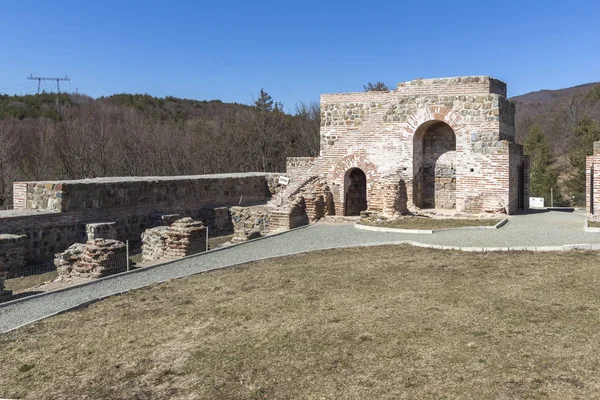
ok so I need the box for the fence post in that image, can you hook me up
[126,240,130,272]
[206,226,209,252]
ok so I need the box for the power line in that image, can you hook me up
[27,73,71,94]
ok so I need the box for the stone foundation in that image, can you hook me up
[0,234,28,275]
[141,226,169,263]
[1,173,281,275]
[230,205,273,242]
[54,243,86,276]
[0,271,12,301]
[71,239,127,278]
[164,218,207,258]
[86,222,118,241]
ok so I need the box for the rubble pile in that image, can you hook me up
[0,268,12,302]
[71,239,127,278]
[164,218,207,258]
[54,243,86,276]
[141,226,169,263]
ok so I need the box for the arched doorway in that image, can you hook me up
[413,121,457,209]
[345,168,367,216]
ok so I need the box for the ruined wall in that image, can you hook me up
[1,173,281,272]
[14,173,278,213]
[310,76,525,215]
[586,142,600,219]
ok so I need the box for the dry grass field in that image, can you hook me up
[361,217,501,230]
[589,220,600,228]
[1,245,600,399]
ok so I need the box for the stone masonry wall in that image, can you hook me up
[586,142,600,219]
[14,173,279,213]
[309,76,526,216]
[1,173,281,273]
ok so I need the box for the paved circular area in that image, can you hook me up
[1,209,598,333]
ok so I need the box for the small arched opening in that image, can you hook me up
[344,168,367,216]
[413,121,457,209]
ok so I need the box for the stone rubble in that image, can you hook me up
[71,239,128,278]
[54,243,86,276]
[163,217,207,259]
[230,205,272,242]
[0,234,28,272]
[141,226,169,263]
[0,268,12,302]
[85,222,118,241]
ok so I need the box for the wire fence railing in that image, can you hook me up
[1,242,132,303]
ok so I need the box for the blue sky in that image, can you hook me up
[1,0,599,112]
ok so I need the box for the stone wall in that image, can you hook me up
[1,173,281,273]
[14,173,279,213]
[304,75,527,216]
[586,142,600,219]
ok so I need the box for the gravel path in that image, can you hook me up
[1,209,598,333]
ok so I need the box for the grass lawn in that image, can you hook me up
[361,216,502,230]
[2,246,600,399]
[589,220,600,228]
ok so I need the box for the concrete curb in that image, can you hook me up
[0,223,312,310]
[354,218,508,234]
[584,219,600,233]
[2,220,600,333]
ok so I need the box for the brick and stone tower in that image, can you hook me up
[285,76,529,216]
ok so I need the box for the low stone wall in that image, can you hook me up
[141,226,169,263]
[14,173,281,213]
[1,173,282,274]
[164,218,207,258]
[58,239,127,279]
[0,271,11,301]
[0,234,28,274]
[230,205,273,242]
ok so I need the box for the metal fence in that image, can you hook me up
[1,242,131,303]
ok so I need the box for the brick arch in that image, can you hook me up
[402,106,466,139]
[332,154,378,184]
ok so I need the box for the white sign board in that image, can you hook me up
[529,197,544,208]
[278,176,290,186]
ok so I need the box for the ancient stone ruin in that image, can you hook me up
[586,141,600,220]
[163,217,207,259]
[0,269,12,301]
[141,226,169,263]
[280,76,529,217]
[56,239,127,279]
[0,77,531,279]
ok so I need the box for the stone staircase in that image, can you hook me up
[269,160,322,206]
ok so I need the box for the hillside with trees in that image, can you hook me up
[511,82,600,205]
[0,91,320,208]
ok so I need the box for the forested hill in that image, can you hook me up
[510,82,600,205]
[510,82,600,152]
[1,81,600,209]
[0,92,254,121]
[0,91,320,207]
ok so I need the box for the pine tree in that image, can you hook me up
[364,82,389,92]
[524,124,561,205]
[567,116,600,204]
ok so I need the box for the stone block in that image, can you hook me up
[85,222,118,241]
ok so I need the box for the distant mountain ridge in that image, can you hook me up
[510,82,599,105]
